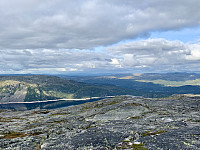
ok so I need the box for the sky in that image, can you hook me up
[0,0,200,75]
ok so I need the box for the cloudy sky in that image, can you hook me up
[1,0,200,74]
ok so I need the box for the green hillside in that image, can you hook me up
[0,75,133,103]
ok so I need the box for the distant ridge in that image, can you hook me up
[63,72,200,98]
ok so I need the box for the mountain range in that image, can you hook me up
[1,73,200,103]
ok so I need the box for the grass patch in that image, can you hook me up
[0,117,25,122]
[1,131,44,139]
[131,143,148,150]
[29,132,43,136]
[194,120,200,123]
[128,116,141,119]
[142,130,167,137]
[1,131,26,139]
[33,110,50,114]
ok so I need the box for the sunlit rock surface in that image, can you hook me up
[0,95,199,150]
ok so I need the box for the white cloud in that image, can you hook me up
[69,68,78,71]
[0,49,116,74]
[109,58,120,65]
[123,54,138,66]
[106,38,200,71]
[0,38,200,74]
[185,44,200,60]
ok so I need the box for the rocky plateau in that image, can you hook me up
[0,95,199,150]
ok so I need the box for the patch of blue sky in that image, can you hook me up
[94,46,106,53]
[149,26,200,43]
[94,26,200,53]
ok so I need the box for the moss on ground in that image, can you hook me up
[131,143,148,150]
[142,130,167,137]
[1,131,26,139]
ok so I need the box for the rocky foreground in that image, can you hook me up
[0,95,199,150]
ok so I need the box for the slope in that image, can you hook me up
[0,75,134,103]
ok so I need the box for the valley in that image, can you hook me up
[0,75,133,103]
[0,73,199,149]
[1,73,200,104]
[63,72,200,98]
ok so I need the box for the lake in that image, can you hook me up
[0,97,107,111]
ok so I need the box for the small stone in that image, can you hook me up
[0,134,4,138]
[133,141,141,145]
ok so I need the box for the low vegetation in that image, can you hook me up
[136,79,200,87]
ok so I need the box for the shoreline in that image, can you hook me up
[0,98,89,104]
[0,96,115,105]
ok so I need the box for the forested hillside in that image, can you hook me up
[0,75,133,103]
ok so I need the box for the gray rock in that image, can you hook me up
[0,95,199,149]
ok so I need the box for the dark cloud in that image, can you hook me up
[0,0,200,49]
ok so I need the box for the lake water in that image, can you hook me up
[0,98,105,111]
